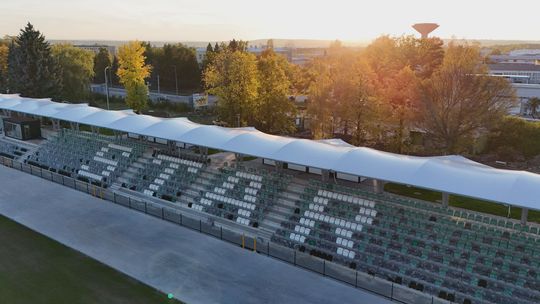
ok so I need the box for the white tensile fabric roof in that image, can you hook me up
[1,94,540,210]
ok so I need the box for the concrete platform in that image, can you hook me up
[0,165,392,304]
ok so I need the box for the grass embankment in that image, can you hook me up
[0,215,184,304]
[384,183,540,223]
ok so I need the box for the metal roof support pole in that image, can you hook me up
[373,179,385,194]
[521,208,529,225]
[274,161,283,172]
[200,146,208,156]
[235,153,243,166]
[442,192,449,208]
[321,169,330,183]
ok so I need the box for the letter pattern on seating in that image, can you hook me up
[78,170,102,181]
[108,143,132,153]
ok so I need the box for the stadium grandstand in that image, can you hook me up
[1,94,540,304]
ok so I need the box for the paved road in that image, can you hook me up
[0,165,392,304]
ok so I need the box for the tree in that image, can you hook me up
[256,49,297,134]
[117,41,151,113]
[306,58,334,139]
[364,36,401,83]
[308,48,380,143]
[125,81,149,113]
[162,43,200,91]
[0,44,8,92]
[7,23,62,98]
[201,43,215,82]
[335,57,379,146]
[528,97,540,118]
[364,35,443,151]
[382,66,420,153]
[266,39,274,50]
[110,55,120,86]
[204,49,259,127]
[144,43,200,93]
[51,44,94,101]
[490,48,502,55]
[418,42,516,153]
[93,47,111,84]
[396,36,444,79]
[227,39,248,52]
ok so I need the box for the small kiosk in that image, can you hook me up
[2,116,41,140]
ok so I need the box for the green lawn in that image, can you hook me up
[0,215,184,304]
[384,183,540,223]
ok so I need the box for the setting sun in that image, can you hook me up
[2,0,540,41]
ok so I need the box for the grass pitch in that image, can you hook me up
[0,215,184,304]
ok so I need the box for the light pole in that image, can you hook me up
[104,66,111,110]
[173,65,178,95]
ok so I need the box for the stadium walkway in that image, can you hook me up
[0,166,392,304]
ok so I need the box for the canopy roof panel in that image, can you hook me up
[1,94,540,210]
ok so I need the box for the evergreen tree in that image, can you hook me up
[110,55,120,86]
[214,42,220,52]
[7,23,62,98]
[201,43,215,80]
[227,39,248,52]
[93,47,111,84]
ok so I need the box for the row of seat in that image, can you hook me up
[273,180,540,304]
[0,139,28,159]
[26,129,144,186]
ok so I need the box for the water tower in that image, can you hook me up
[412,23,439,39]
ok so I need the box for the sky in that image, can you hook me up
[1,0,540,43]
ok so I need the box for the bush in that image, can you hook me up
[495,146,524,162]
[487,116,540,159]
[150,100,191,113]
[87,92,125,107]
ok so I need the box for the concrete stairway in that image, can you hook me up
[258,175,309,239]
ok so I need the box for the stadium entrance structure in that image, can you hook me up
[2,94,540,304]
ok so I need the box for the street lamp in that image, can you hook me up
[173,65,179,95]
[104,66,111,110]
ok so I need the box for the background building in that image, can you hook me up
[489,63,540,84]
[74,44,116,55]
